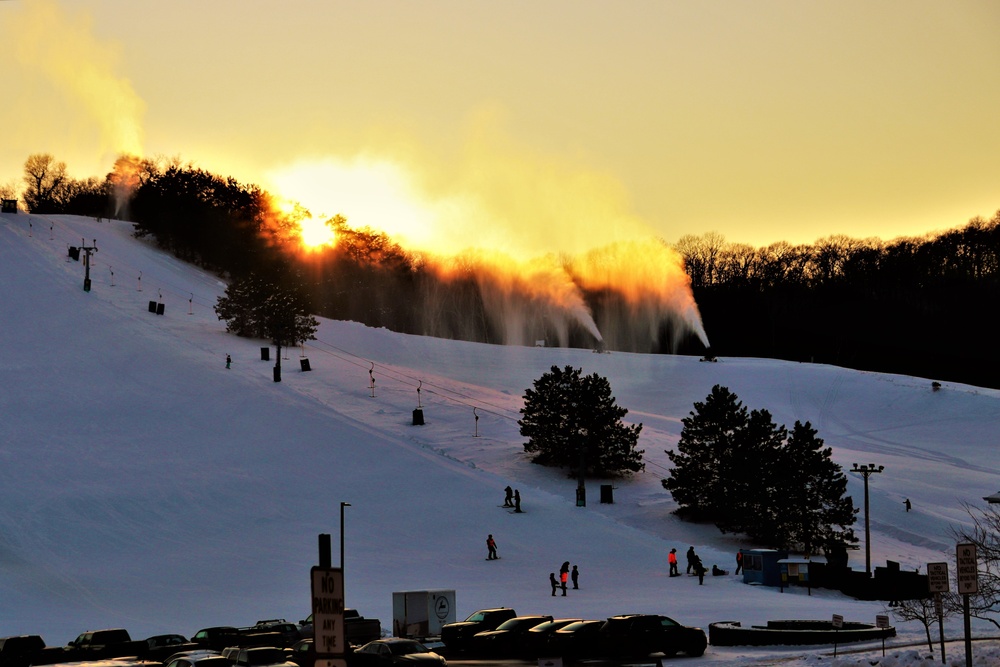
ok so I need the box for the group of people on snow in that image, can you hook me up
[549,561,579,596]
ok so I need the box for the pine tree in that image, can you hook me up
[215,275,319,350]
[519,365,644,477]
[664,386,857,552]
[663,385,747,521]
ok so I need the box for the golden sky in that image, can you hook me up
[2,0,999,252]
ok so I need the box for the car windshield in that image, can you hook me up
[660,617,679,628]
[464,612,487,622]
[388,642,428,656]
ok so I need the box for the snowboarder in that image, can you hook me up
[571,565,579,589]
[549,573,559,596]
[514,489,522,513]
[686,546,696,574]
[486,534,498,560]
[904,498,911,512]
[712,564,728,576]
[226,354,231,369]
[503,486,514,507]
[559,561,570,596]
[735,550,743,575]
[668,548,679,577]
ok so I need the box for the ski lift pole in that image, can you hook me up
[369,362,376,398]
[473,407,479,437]
[417,380,422,408]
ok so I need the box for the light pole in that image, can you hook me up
[851,463,884,575]
[340,502,351,572]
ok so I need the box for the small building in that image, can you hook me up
[740,548,788,587]
[1,199,17,213]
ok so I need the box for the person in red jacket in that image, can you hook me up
[668,548,679,577]
[486,534,498,560]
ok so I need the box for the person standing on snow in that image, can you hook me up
[686,546,697,574]
[668,548,679,577]
[503,486,514,507]
[559,561,570,596]
[487,534,498,560]
[571,565,579,589]
[226,354,231,369]
[549,573,559,596]
[735,550,743,575]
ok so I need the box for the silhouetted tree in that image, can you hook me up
[664,385,856,550]
[22,153,69,213]
[519,365,644,477]
[215,275,319,358]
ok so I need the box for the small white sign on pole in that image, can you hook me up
[875,614,889,629]
[956,543,979,595]
[832,614,844,629]
[927,562,950,593]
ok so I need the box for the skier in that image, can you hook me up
[226,354,231,369]
[549,573,559,596]
[571,565,579,589]
[668,548,679,577]
[486,534,498,560]
[503,486,514,507]
[559,561,570,596]
[514,489,522,513]
[686,546,696,574]
[904,498,911,512]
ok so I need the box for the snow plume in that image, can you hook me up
[11,0,145,212]
[570,240,710,352]
[423,250,603,347]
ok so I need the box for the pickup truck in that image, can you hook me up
[298,610,381,648]
[440,608,517,652]
[64,629,148,661]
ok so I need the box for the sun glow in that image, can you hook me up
[298,216,336,249]
[266,157,438,252]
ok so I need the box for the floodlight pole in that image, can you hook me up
[79,238,98,291]
[851,463,884,575]
[340,501,351,593]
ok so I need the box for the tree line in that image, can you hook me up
[677,220,1000,388]
[9,152,999,387]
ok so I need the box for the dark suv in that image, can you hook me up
[0,635,46,667]
[599,614,707,658]
[441,608,517,652]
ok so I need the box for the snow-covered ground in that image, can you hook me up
[2,212,999,666]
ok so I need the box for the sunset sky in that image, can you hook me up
[2,0,998,255]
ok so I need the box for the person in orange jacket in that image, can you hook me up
[668,548,679,577]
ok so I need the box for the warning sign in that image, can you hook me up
[956,543,978,595]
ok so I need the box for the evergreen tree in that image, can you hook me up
[664,385,857,551]
[775,421,857,552]
[662,385,747,521]
[519,365,644,477]
[215,275,319,353]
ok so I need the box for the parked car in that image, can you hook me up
[468,616,553,657]
[516,619,581,658]
[0,635,46,667]
[350,639,445,667]
[144,635,198,662]
[247,623,299,648]
[164,651,232,667]
[440,608,517,652]
[546,620,604,661]
[232,647,296,667]
[598,614,707,658]
[191,628,243,652]
[287,639,313,667]
[298,611,380,648]
[163,650,224,664]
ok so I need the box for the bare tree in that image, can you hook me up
[22,153,69,213]
[946,502,1000,630]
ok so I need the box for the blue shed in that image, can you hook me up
[740,549,788,587]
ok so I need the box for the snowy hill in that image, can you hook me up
[2,212,999,666]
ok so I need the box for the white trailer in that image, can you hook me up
[391,589,456,640]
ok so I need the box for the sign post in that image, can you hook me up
[927,561,950,664]
[875,614,889,657]
[311,566,346,667]
[832,614,843,657]
[956,544,978,667]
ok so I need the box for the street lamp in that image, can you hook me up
[851,463,884,575]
